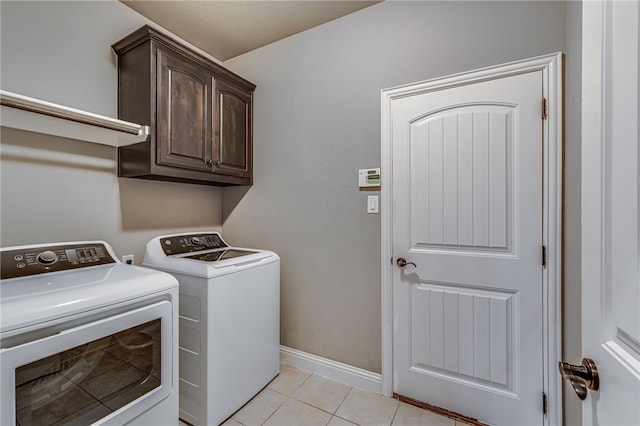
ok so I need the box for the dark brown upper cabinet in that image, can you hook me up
[112,26,255,186]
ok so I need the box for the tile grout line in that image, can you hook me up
[331,383,354,416]
[288,375,355,424]
[388,400,401,426]
[260,369,314,425]
[262,386,296,426]
[287,373,361,425]
[289,373,354,415]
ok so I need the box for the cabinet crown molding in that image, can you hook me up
[112,25,256,92]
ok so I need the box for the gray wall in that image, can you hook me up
[1,1,581,423]
[223,0,567,374]
[563,1,583,424]
[0,0,223,261]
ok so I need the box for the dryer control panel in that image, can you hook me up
[161,233,229,256]
[1,243,116,280]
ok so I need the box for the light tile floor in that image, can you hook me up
[180,363,472,426]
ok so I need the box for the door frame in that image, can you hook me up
[380,52,563,425]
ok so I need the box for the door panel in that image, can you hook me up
[581,1,640,424]
[410,105,515,253]
[409,283,516,392]
[392,70,543,425]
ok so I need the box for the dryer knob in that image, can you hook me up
[37,250,58,265]
[190,237,201,245]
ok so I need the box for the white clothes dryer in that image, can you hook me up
[0,241,179,426]
[143,231,280,426]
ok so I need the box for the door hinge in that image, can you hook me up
[542,392,547,414]
[542,245,547,268]
[542,98,548,120]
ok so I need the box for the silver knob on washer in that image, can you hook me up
[37,250,58,265]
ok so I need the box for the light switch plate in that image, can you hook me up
[367,195,379,214]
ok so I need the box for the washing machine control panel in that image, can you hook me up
[1,243,116,280]
[161,233,228,256]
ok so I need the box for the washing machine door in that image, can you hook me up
[0,300,173,426]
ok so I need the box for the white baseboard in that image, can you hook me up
[279,346,382,394]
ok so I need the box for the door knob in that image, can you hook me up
[558,358,599,400]
[396,257,417,268]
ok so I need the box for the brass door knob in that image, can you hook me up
[558,358,599,400]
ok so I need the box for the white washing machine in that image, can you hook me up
[0,241,179,426]
[143,231,280,426]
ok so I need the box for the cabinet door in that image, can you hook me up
[157,48,214,172]
[214,80,252,178]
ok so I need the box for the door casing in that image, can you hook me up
[380,52,563,425]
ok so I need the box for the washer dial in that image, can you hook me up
[37,250,58,265]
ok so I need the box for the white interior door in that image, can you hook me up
[385,57,560,425]
[579,1,640,424]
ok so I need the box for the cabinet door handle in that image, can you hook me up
[206,159,212,165]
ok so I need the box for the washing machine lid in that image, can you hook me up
[143,232,279,278]
[0,241,178,334]
[182,248,261,262]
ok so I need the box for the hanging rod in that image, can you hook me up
[0,89,149,147]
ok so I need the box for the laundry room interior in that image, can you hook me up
[2,0,633,425]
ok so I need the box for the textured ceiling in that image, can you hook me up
[121,1,380,61]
